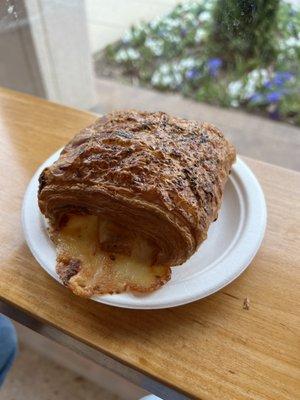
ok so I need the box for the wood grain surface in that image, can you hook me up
[0,87,299,400]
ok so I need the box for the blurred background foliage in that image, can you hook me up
[95,0,300,125]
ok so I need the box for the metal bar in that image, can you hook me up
[0,300,190,400]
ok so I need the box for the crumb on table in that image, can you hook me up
[243,297,250,310]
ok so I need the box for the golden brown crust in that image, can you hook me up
[38,110,236,266]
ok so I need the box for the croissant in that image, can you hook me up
[38,110,236,297]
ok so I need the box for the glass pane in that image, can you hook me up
[0,0,299,169]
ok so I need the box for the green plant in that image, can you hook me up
[209,0,280,66]
[95,0,300,126]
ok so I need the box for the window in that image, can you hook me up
[1,0,299,169]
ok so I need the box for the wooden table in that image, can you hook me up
[0,87,299,400]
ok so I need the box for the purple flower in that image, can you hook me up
[269,108,280,120]
[181,28,187,37]
[266,91,283,103]
[265,72,294,88]
[186,68,199,80]
[207,58,222,77]
[249,93,264,103]
[263,80,273,89]
[273,71,293,86]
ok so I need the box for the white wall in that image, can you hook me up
[85,0,182,53]
[25,0,97,109]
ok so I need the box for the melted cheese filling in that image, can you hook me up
[55,214,170,297]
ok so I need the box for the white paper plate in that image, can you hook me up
[22,150,266,309]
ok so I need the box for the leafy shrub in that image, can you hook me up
[97,0,300,125]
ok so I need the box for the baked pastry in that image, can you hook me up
[38,110,236,297]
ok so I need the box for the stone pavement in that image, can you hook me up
[0,323,146,400]
[0,345,119,400]
[93,77,300,171]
